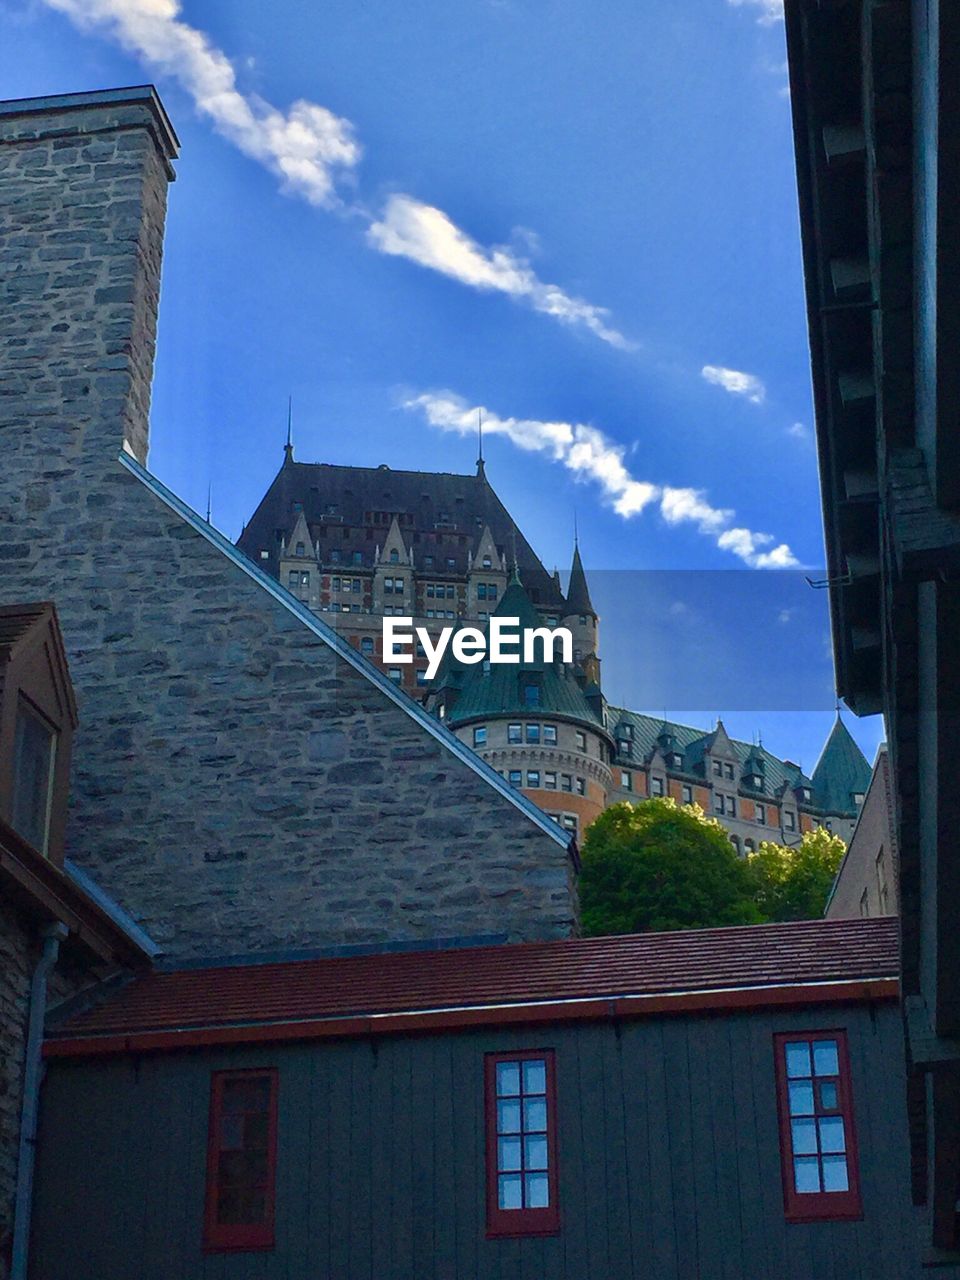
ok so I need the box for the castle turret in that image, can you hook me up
[563,541,599,675]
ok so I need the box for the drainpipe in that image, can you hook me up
[11,921,68,1280]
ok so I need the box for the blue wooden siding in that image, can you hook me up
[30,1002,948,1279]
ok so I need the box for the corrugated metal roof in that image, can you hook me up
[51,917,898,1041]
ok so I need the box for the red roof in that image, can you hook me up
[48,917,898,1055]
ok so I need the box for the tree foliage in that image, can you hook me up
[744,826,847,923]
[580,798,764,936]
[580,800,847,937]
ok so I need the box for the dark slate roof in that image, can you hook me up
[609,708,815,798]
[565,543,595,617]
[48,917,898,1043]
[441,575,605,728]
[811,716,872,818]
[236,455,566,610]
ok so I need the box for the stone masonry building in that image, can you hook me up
[0,86,577,964]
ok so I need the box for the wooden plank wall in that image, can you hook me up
[30,1002,943,1279]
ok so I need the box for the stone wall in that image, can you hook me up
[0,90,577,961]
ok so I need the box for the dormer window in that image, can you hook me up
[389,549,399,564]
[671,753,683,769]
[296,542,305,556]
[482,556,492,568]
[12,700,57,855]
[853,792,864,805]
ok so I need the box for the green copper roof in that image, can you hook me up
[441,573,604,728]
[810,716,872,817]
[565,542,595,617]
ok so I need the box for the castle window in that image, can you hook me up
[682,785,693,804]
[390,550,400,564]
[730,835,741,854]
[393,578,404,594]
[784,811,796,831]
[774,1031,861,1221]
[479,611,488,621]
[579,615,586,625]
[330,549,341,564]
[447,558,456,570]
[203,1069,278,1252]
[259,550,269,561]
[353,551,363,565]
[526,724,540,744]
[561,814,577,833]
[445,610,455,620]
[483,556,492,568]
[575,778,585,796]
[478,583,487,600]
[712,760,723,777]
[424,556,434,568]
[728,796,736,818]
[332,577,341,592]
[575,731,586,752]
[651,777,664,797]
[360,638,374,656]
[544,772,557,790]
[853,792,864,805]
[620,771,632,791]
[488,585,498,601]
[384,579,394,595]
[473,727,487,747]
[352,579,361,593]
[560,774,572,793]
[288,572,298,588]
[508,724,522,744]
[801,787,812,802]
[485,1051,559,1237]
[756,803,767,825]
[416,671,427,686]
[509,770,522,788]
[416,642,426,658]
[543,724,557,745]
[296,542,305,556]
[527,771,541,788]
[299,572,310,588]
[388,669,402,683]
[425,609,435,618]
[426,580,436,596]
[715,794,726,815]
[523,684,541,708]
[724,763,734,780]
[617,739,631,757]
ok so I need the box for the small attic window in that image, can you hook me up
[259,550,269,561]
[483,556,492,568]
[12,700,57,855]
[296,542,305,556]
[390,549,399,564]
[854,792,864,805]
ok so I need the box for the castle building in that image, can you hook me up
[243,454,872,847]
[237,446,568,697]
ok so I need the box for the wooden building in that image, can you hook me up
[27,916,949,1279]
[784,0,960,1260]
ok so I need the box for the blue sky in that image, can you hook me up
[1,0,884,768]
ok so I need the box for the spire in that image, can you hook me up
[205,482,212,525]
[284,395,294,464]
[476,408,485,478]
[810,713,872,815]
[565,540,595,617]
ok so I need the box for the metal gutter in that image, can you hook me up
[117,451,571,851]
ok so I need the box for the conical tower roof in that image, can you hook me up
[811,716,872,816]
[565,542,595,617]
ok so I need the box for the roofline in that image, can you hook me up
[118,452,572,852]
[43,976,899,1059]
[0,85,179,162]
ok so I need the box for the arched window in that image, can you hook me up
[744,838,755,853]
[730,835,741,855]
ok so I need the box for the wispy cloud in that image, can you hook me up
[787,421,811,441]
[405,391,799,568]
[45,0,361,208]
[726,0,784,27]
[43,0,626,349]
[701,364,766,404]
[367,195,631,348]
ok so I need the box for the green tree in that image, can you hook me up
[580,798,764,936]
[745,827,847,922]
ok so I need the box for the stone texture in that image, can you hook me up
[0,91,577,968]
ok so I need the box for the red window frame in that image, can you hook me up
[773,1030,862,1222]
[485,1049,560,1237]
[203,1067,279,1252]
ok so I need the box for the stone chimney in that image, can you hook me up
[0,86,178,511]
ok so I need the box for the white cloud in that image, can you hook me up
[701,364,766,404]
[44,0,361,208]
[777,608,796,624]
[727,0,784,26]
[787,421,811,440]
[368,195,631,349]
[405,391,799,568]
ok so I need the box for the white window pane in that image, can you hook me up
[497,1099,521,1134]
[524,1135,548,1170]
[785,1041,812,1078]
[522,1060,546,1095]
[821,1155,849,1192]
[794,1157,821,1194]
[496,1062,520,1096]
[791,1118,817,1155]
[813,1040,839,1077]
[498,1136,522,1172]
[788,1082,815,1116]
[818,1116,846,1154]
[498,1174,522,1209]
[525,1173,550,1208]
[523,1097,547,1132]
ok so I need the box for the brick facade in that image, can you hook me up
[0,89,576,964]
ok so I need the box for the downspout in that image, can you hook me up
[11,921,68,1280]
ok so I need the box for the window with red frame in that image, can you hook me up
[774,1031,861,1222]
[485,1050,559,1236]
[204,1068,278,1251]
